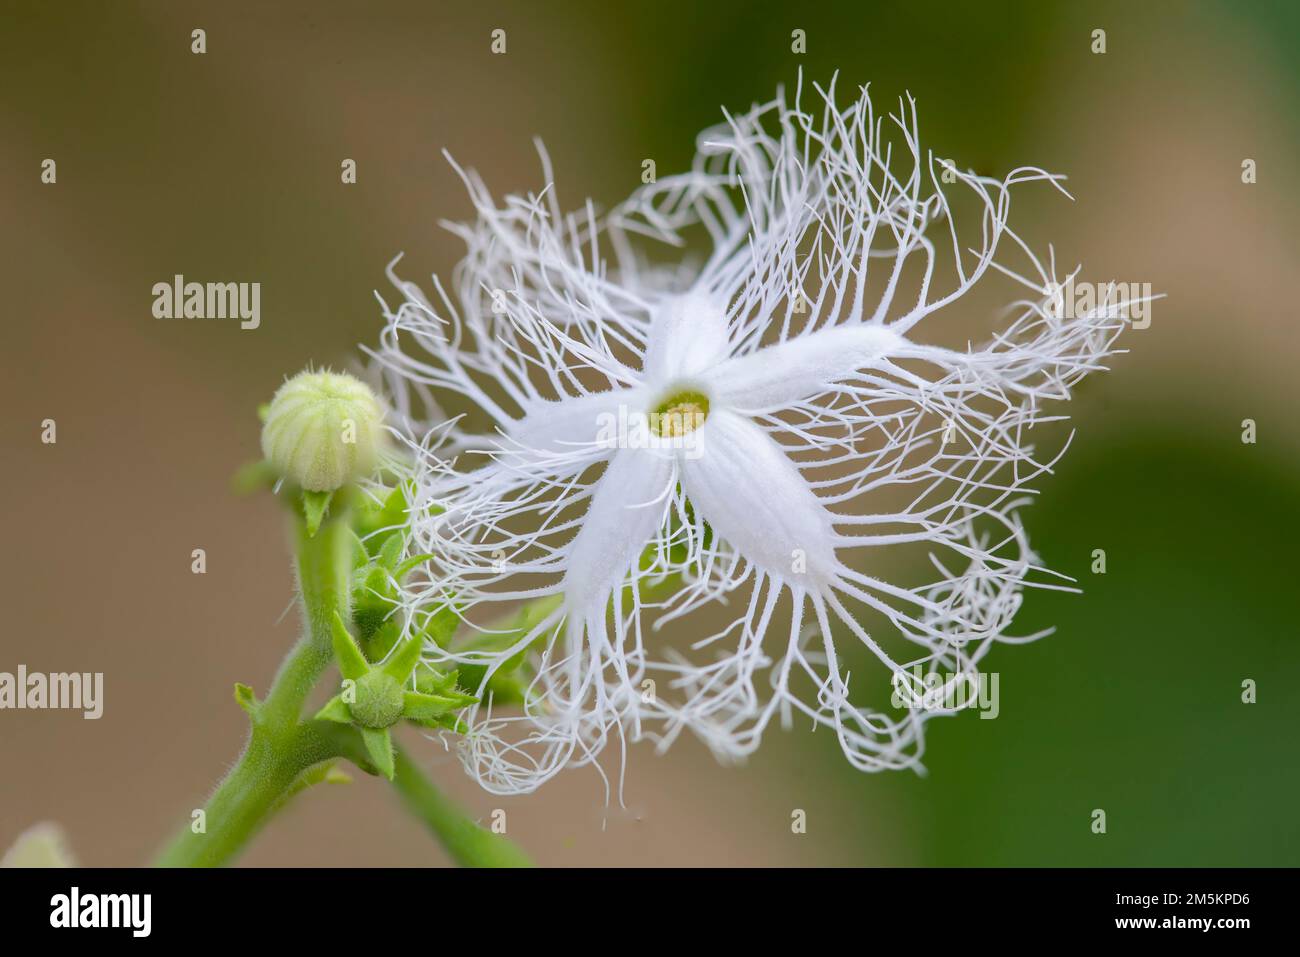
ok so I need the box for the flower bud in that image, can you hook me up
[350,671,405,729]
[261,370,384,491]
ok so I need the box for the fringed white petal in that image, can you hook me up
[563,448,676,620]
[454,448,675,794]
[507,387,649,463]
[642,291,732,387]
[710,323,904,413]
[682,410,839,584]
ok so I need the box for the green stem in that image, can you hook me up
[390,743,533,867]
[155,507,534,868]
[154,720,343,867]
[155,516,351,867]
[261,516,351,727]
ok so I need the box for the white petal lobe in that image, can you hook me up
[562,447,675,617]
[509,388,648,458]
[710,324,903,413]
[642,292,732,388]
[681,410,838,584]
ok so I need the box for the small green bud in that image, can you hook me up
[350,671,404,729]
[261,370,384,492]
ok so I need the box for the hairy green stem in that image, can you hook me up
[156,516,351,867]
[389,743,532,867]
[261,517,351,727]
[154,720,343,867]
[156,509,534,868]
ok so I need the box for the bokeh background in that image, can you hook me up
[2,0,1297,866]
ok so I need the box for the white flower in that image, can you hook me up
[370,76,1140,795]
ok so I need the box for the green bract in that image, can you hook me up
[315,612,476,780]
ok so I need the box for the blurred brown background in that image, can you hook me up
[2,1,1297,866]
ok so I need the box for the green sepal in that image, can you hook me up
[377,481,410,523]
[347,529,369,570]
[362,618,402,663]
[233,682,258,715]
[431,713,470,734]
[353,564,397,641]
[455,594,562,691]
[394,553,435,579]
[302,490,334,537]
[361,561,391,594]
[353,482,413,557]
[330,611,370,681]
[407,712,469,733]
[231,459,279,495]
[420,604,462,648]
[481,671,528,707]
[314,694,353,724]
[360,727,395,780]
[414,665,459,696]
[376,532,404,571]
[402,690,477,725]
[382,634,424,683]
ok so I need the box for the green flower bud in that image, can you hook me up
[261,371,384,492]
[350,671,405,729]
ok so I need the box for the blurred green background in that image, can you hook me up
[1,0,1296,865]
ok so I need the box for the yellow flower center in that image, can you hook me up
[652,390,710,437]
